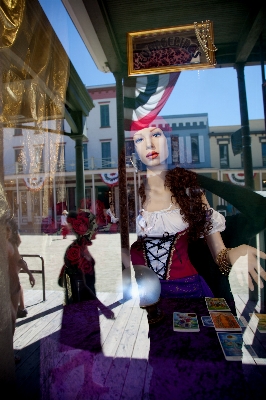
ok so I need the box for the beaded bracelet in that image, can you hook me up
[216,248,232,276]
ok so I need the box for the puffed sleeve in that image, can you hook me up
[206,208,226,235]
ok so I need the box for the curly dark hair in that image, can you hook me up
[139,167,213,241]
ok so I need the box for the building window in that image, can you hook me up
[34,146,44,172]
[125,140,134,157]
[100,104,110,127]
[14,128,22,136]
[171,136,179,163]
[219,144,229,168]
[57,144,65,171]
[191,135,199,163]
[14,148,24,173]
[125,140,135,166]
[101,141,111,168]
[83,143,88,169]
[262,143,266,167]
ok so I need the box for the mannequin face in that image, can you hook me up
[133,127,168,168]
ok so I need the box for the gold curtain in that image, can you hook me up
[0,0,70,125]
[0,1,70,383]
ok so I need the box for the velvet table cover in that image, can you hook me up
[146,297,265,400]
[51,298,266,399]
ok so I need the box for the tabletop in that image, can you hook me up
[14,291,266,399]
[146,297,266,400]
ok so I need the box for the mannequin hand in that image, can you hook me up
[228,245,266,291]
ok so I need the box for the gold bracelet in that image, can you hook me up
[216,248,232,276]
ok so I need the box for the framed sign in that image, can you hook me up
[127,21,216,76]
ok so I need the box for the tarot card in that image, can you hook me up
[173,312,200,332]
[201,316,214,327]
[205,297,231,312]
[209,312,242,331]
[217,332,243,361]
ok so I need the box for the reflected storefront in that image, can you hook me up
[3,167,141,233]
[3,151,266,233]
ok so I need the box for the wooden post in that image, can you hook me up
[70,110,86,211]
[114,72,132,301]
[74,137,85,210]
[235,63,254,189]
[260,34,266,134]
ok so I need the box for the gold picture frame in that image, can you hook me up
[127,22,216,76]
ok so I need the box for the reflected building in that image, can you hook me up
[3,85,266,233]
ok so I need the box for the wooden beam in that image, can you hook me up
[66,63,94,115]
[81,0,122,73]
[64,107,78,133]
[236,5,266,63]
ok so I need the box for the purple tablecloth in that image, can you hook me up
[50,298,265,400]
[146,297,265,400]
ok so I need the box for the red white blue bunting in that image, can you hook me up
[227,173,256,186]
[24,175,46,191]
[100,173,119,187]
[124,73,180,134]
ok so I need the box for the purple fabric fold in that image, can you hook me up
[160,274,214,298]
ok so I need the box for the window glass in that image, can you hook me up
[83,143,88,169]
[219,144,229,168]
[14,148,24,173]
[1,0,265,349]
[191,135,199,163]
[101,141,111,168]
[100,104,110,127]
[34,146,44,172]
[125,140,134,157]
[57,144,65,171]
[262,143,266,167]
[171,136,179,163]
[125,140,135,166]
[14,128,22,136]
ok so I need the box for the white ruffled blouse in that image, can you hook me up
[136,203,225,237]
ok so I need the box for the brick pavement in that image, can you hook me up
[18,231,249,296]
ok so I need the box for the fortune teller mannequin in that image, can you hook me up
[130,127,266,299]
